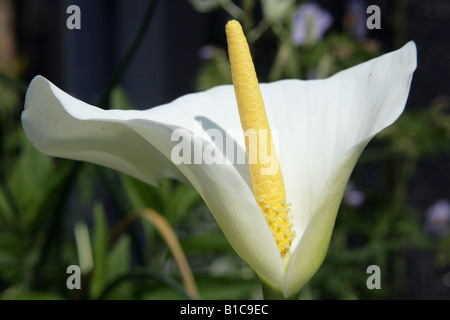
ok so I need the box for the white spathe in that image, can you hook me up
[22,41,417,298]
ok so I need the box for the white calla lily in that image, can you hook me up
[22,34,416,298]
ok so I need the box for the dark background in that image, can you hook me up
[14,0,450,109]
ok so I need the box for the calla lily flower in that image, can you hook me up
[21,22,416,298]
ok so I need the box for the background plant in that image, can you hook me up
[0,0,449,299]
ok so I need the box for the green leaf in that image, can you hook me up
[120,174,164,212]
[104,235,132,299]
[196,276,259,300]
[261,0,294,23]
[0,187,13,225]
[180,231,233,254]
[110,86,133,110]
[161,179,202,224]
[97,268,190,300]
[0,70,27,94]
[90,203,109,297]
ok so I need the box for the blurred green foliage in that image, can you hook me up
[1,0,449,300]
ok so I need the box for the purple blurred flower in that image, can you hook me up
[198,45,216,60]
[344,181,365,207]
[292,3,333,46]
[345,0,368,41]
[424,199,450,237]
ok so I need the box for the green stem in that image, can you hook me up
[219,0,244,20]
[241,0,255,34]
[98,0,159,108]
[391,156,417,214]
[247,19,270,43]
[268,40,291,81]
[259,278,299,300]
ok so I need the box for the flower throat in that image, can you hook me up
[225,20,295,256]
